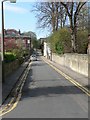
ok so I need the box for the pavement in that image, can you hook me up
[1,57,30,104]
[1,53,88,105]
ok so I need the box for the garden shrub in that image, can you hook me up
[4,52,16,63]
[77,29,88,54]
[12,49,23,64]
[12,49,29,64]
[55,41,64,54]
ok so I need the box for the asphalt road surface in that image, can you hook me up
[3,57,88,118]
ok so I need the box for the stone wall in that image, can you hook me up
[52,53,88,76]
[4,60,19,77]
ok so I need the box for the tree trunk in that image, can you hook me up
[70,17,77,52]
[71,31,76,52]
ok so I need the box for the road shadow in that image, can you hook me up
[21,69,85,101]
[22,85,85,98]
[31,62,46,66]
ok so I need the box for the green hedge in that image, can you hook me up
[4,52,16,63]
[4,49,29,64]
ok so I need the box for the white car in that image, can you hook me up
[30,54,37,61]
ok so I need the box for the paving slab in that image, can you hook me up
[2,58,30,104]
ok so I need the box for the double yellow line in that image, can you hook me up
[0,57,89,116]
[0,62,32,117]
[42,57,90,96]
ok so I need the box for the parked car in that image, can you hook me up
[30,54,37,61]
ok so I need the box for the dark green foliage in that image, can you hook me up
[5,49,29,64]
[49,28,88,54]
[4,52,16,63]
[12,49,23,59]
[77,29,88,53]
[55,41,64,54]
[12,49,29,64]
[32,39,38,49]
[49,28,71,54]
[23,50,29,57]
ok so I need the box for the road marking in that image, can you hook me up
[0,62,32,116]
[41,57,90,96]
[0,94,21,116]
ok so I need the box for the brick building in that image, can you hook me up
[0,29,31,51]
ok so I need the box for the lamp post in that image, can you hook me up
[1,0,16,83]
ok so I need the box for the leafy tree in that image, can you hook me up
[77,29,88,53]
[32,39,38,49]
[49,28,71,54]
[55,41,64,54]
[49,28,88,54]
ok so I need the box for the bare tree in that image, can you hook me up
[32,2,67,32]
[77,4,88,30]
[61,2,87,52]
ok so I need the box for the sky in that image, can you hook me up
[0,0,51,39]
[0,0,89,39]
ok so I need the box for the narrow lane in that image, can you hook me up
[3,57,88,118]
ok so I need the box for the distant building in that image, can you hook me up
[0,29,32,51]
[4,29,20,36]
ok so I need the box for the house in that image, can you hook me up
[0,29,32,51]
[0,29,20,51]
